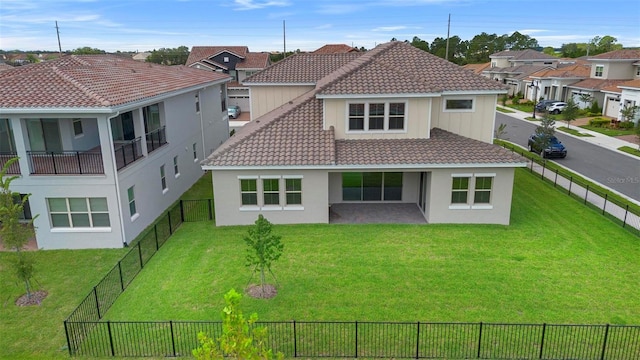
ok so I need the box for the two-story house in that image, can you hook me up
[482,49,558,96]
[0,55,230,249]
[567,50,640,117]
[201,41,527,226]
[525,61,591,103]
[186,46,271,115]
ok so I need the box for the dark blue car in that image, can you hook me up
[528,134,567,158]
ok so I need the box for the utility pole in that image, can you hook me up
[445,14,451,61]
[283,20,287,59]
[55,21,62,55]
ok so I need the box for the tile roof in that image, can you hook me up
[567,79,629,91]
[618,79,640,89]
[490,49,557,61]
[202,41,523,169]
[244,52,363,84]
[0,62,14,72]
[236,52,270,69]
[312,44,358,54]
[462,62,491,74]
[601,84,622,93]
[530,63,590,79]
[588,49,640,60]
[186,46,249,66]
[0,54,230,109]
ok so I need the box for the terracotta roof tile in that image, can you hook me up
[312,44,359,54]
[0,54,230,109]
[618,79,640,89]
[462,62,491,74]
[588,49,640,60]
[530,63,590,79]
[236,52,270,69]
[568,79,629,91]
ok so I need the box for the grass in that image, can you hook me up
[618,145,640,157]
[496,106,515,113]
[0,248,127,359]
[103,169,640,326]
[579,125,636,137]
[505,103,533,113]
[556,126,594,137]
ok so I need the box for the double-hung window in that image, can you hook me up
[450,173,495,209]
[48,197,110,228]
[160,165,167,192]
[474,177,493,204]
[240,179,258,206]
[451,177,469,204]
[348,102,406,132]
[262,178,280,205]
[239,176,304,209]
[594,65,604,77]
[128,186,137,218]
[285,178,302,205]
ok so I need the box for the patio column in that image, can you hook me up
[10,117,29,176]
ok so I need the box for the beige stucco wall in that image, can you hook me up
[212,169,329,226]
[429,95,497,143]
[591,61,635,80]
[426,167,515,225]
[248,85,314,119]
[323,98,432,139]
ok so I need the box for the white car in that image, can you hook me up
[546,102,567,114]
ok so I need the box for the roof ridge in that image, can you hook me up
[51,66,112,106]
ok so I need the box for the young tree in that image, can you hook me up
[494,123,508,140]
[244,215,283,297]
[562,98,580,129]
[532,114,557,155]
[620,104,639,124]
[0,157,38,299]
[193,289,283,360]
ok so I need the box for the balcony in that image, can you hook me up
[146,126,167,154]
[114,138,143,171]
[27,151,104,175]
[0,152,21,175]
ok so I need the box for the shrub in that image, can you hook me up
[618,121,635,129]
[512,97,520,105]
[588,118,611,127]
[500,95,508,106]
[589,101,601,114]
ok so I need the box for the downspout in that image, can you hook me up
[199,89,206,160]
[106,111,128,246]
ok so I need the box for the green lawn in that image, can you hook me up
[0,248,127,359]
[618,145,640,157]
[579,125,636,137]
[556,126,594,137]
[104,169,640,326]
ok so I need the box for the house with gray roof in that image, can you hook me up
[0,54,231,249]
[482,49,558,96]
[201,41,527,226]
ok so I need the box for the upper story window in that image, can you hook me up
[221,86,227,112]
[444,98,474,112]
[594,65,604,77]
[143,103,162,133]
[195,94,200,113]
[347,102,406,132]
[0,118,16,153]
[223,56,229,63]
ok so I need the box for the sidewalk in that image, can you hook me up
[499,107,639,158]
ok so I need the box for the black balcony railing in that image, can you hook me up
[0,152,21,174]
[146,126,167,153]
[27,151,104,175]
[114,138,143,171]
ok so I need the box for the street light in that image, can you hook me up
[530,80,538,119]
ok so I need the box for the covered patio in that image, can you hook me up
[328,203,427,224]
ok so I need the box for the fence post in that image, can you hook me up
[64,320,73,356]
[208,199,213,220]
[107,321,115,356]
[600,324,610,360]
[180,200,185,222]
[623,205,628,228]
[168,211,173,234]
[118,261,124,291]
[170,321,177,357]
[93,286,101,319]
[137,242,143,269]
[539,323,546,359]
[602,194,608,215]
[355,321,358,359]
[541,161,546,180]
[415,322,420,359]
[154,225,158,245]
[477,322,483,358]
[568,176,573,195]
[293,320,297,358]
[76,151,83,174]
[554,169,558,187]
[584,185,590,204]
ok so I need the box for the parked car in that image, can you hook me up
[546,102,567,114]
[535,100,557,112]
[528,134,567,158]
[227,105,241,119]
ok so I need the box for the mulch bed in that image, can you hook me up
[246,284,277,299]
[15,290,48,306]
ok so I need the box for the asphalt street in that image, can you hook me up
[495,113,640,202]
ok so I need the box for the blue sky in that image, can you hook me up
[1,0,638,53]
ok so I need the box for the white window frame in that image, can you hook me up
[283,175,303,209]
[160,164,168,194]
[443,97,475,112]
[346,101,407,133]
[238,175,304,211]
[128,186,138,221]
[239,176,259,210]
[195,94,200,113]
[261,175,281,209]
[47,197,110,229]
[173,155,180,178]
[192,143,198,162]
[449,173,496,210]
[594,65,604,77]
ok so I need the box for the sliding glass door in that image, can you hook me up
[342,172,403,201]
[26,119,62,152]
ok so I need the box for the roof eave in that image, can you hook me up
[202,162,528,171]
[244,82,316,86]
[316,93,441,99]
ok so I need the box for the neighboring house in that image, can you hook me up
[525,61,591,102]
[482,49,558,96]
[567,49,640,113]
[0,62,14,72]
[132,52,151,62]
[0,55,231,249]
[462,62,491,75]
[186,46,270,114]
[201,41,527,227]
[312,44,359,54]
[617,79,640,124]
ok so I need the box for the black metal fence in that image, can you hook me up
[64,320,640,359]
[0,152,21,174]
[498,142,640,236]
[64,199,213,354]
[146,126,167,153]
[114,137,143,171]
[27,150,104,174]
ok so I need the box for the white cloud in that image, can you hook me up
[233,0,290,11]
[373,26,409,32]
[518,29,550,35]
[316,4,363,14]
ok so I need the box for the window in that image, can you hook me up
[221,86,227,111]
[636,67,640,76]
[285,178,302,205]
[160,165,167,192]
[128,186,137,217]
[72,119,83,137]
[192,143,198,161]
[48,197,110,228]
[263,178,280,205]
[595,65,604,77]
[347,102,406,132]
[474,177,493,203]
[0,118,16,152]
[445,99,474,111]
[240,179,258,205]
[195,94,200,113]
[223,56,229,63]
[173,156,179,176]
[451,177,469,204]
[143,104,161,133]
[342,172,402,201]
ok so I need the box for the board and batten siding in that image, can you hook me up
[248,85,315,119]
[429,95,497,143]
